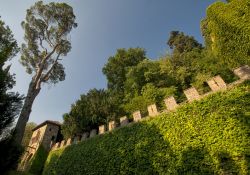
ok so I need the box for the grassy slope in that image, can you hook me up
[43,81,250,175]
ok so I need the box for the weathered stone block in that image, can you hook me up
[207,79,220,92]
[54,142,60,150]
[90,129,97,138]
[73,136,80,144]
[207,75,227,92]
[60,140,65,148]
[133,110,142,122]
[108,121,116,131]
[147,104,159,117]
[214,75,227,89]
[184,87,200,102]
[164,96,178,111]
[233,65,250,80]
[99,125,105,134]
[81,132,89,141]
[120,116,129,126]
[66,138,72,146]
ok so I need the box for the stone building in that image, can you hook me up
[20,120,61,170]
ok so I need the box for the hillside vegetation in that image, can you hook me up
[43,81,250,175]
[61,0,250,138]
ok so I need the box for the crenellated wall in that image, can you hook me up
[51,65,250,151]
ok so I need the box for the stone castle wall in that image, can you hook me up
[51,65,250,151]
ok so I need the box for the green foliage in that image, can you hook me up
[0,16,24,175]
[6,171,33,175]
[43,82,250,175]
[20,1,77,82]
[102,48,147,115]
[62,89,119,138]
[29,146,48,175]
[167,31,203,54]
[103,48,147,91]
[62,31,238,138]
[14,0,77,145]
[201,0,250,68]
[0,18,23,136]
[0,133,24,174]
[124,84,176,115]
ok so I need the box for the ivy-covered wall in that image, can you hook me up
[201,0,250,68]
[28,146,48,175]
[43,81,250,175]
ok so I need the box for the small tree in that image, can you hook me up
[15,1,77,144]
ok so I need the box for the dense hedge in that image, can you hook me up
[43,81,250,175]
[201,0,250,68]
[28,146,48,175]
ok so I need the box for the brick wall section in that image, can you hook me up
[99,125,105,134]
[60,140,65,148]
[108,121,116,131]
[42,123,60,150]
[66,138,72,146]
[233,65,250,79]
[90,129,97,138]
[120,116,129,126]
[40,65,250,153]
[164,96,178,111]
[147,104,159,117]
[81,132,89,141]
[133,111,142,122]
[184,87,201,102]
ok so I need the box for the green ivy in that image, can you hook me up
[28,146,48,175]
[201,0,250,68]
[43,81,250,175]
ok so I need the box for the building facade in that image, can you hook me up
[20,120,61,171]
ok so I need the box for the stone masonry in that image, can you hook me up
[147,104,159,117]
[233,65,250,80]
[184,87,200,102]
[108,121,116,131]
[120,116,129,126]
[21,65,249,170]
[99,125,105,134]
[164,96,178,111]
[20,120,61,171]
[207,75,227,92]
[133,110,142,122]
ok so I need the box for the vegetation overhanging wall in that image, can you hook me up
[42,66,250,175]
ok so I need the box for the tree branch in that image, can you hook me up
[41,52,62,82]
[33,43,60,86]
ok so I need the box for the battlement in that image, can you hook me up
[51,65,250,151]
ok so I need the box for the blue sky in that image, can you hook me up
[0,0,220,124]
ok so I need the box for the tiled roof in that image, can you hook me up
[32,120,61,131]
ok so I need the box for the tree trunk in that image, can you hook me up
[14,81,41,144]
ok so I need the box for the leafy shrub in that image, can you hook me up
[43,82,250,175]
[0,133,24,174]
[28,146,48,175]
[201,0,250,68]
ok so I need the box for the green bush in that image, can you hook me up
[28,146,48,175]
[201,0,250,68]
[43,82,250,175]
[0,133,24,174]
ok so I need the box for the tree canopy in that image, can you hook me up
[62,0,250,139]
[15,1,77,144]
[0,17,24,174]
[0,18,23,137]
[201,0,250,68]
